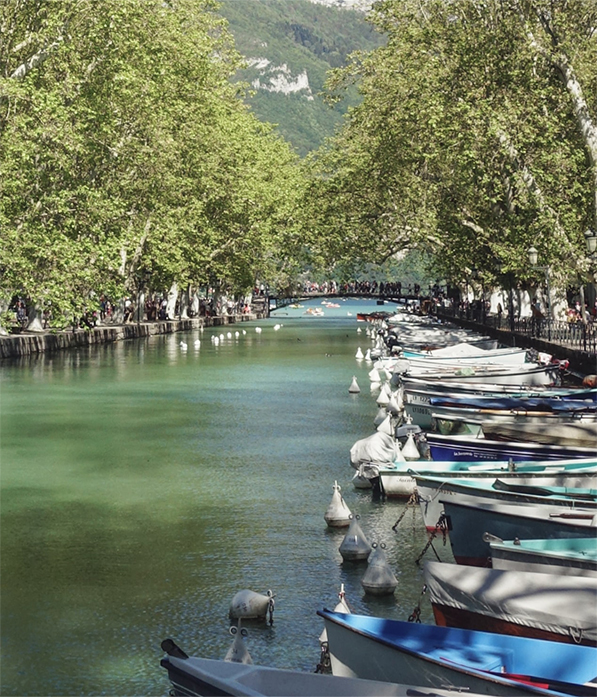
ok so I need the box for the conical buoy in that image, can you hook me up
[339,515,372,561]
[370,381,381,392]
[361,543,398,595]
[319,584,351,643]
[224,624,252,664]
[355,347,364,360]
[394,441,406,463]
[373,407,387,427]
[376,413,394,436]
[376,383,391,407]
[402,432,421,461]
[387,393,403,416]
[368,367,382,382]
[229,589,275,623]
[348,376,360,393]
[324,481,352,528]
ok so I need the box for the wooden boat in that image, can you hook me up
[413,466,597,528]
[402,344,529,364]
[441,497,597,566]
[374,458,597,500]
[487,535,597,577]
[423,561,597,646]
[318,609,597,696]
[398,362,562,386]
[159,649,492,697]
[425,432,596,462]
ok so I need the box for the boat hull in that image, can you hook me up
[442,498,597,566]
[489,537,597,577]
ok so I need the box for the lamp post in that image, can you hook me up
[527,246,551,341]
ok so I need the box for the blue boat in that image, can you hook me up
[441,497,597,566]
[426,432,596,462]
[318,609,597,696]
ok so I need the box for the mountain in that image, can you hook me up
[217,0,383,157]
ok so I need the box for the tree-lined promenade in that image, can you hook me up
[1,0,596,330]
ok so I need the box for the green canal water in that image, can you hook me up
[1,298,453,696]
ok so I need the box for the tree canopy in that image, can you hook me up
[1,0,304,325]
[305,0,597,294]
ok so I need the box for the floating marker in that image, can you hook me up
[376,413,394,436]
[402,432,421,461]
[255,327,262,333]
[180,341,188,351]
[364,349,372,361]
[348,376,360,393]
[274,324,281,331]
[339,515,372,562]
[355,347,364,360]
[373,406,387,427]
[229,589,275,623]
[227,332,232,338]
[194,339,201,349]
[376,383,391,407]
[224,624,252,664]
[324,481,352,528]
[319,585,351,644]
[361,543,398,595]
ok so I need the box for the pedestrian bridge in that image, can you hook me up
[259,291,426,312]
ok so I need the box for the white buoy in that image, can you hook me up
[242,329,247,335]
[364,348,372,361]
[387,393,403,416]
[373,406,387,427]
[355,347,364,360]
[368,367,382,382]
[376,413,394,436]
[376,383,391,407]
[273,324,281,330]
[339,515,372,561]
[255,327,262,333]
[180,341,188,351]
[213,336,220,345]
[394,441,406,463]
[324,481,352,528]
[228,589,275,623]
[348,376,360,393]
[402,432,421,461]
[361,543,398,596]
[370,381,381,392]
[235,331,240,337]
[319,585,351,643]
[227,332,232,338]
[224,625,252,664]
[194,339,201,349]
[357,328,362,334]
[219,333,225,340]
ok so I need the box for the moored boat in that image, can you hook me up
[441,497,597,566]
[487,535,597,577]
[318,609,597,696]
[423,560,597,646]
[425,432,596,462]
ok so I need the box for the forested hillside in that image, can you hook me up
[217,0,383,155]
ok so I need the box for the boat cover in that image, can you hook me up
[482,421,597,448]
[424,561,597,644]
[350,432,400,469]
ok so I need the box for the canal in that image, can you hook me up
[1,298,453,696]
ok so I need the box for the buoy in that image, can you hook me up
[376,383,391,407]
[324,481,352,528]
[348,376,360,393]
[194,339,201,349]
[387,393,403,416]
[402,432,421,461]
[274,324,281,330]
[373,406,387,427]
[242,329,247,335]
[235,331,240,337]
[180,341,188,351]
[319,584,351,644]
[213,336,220,345]
[376,413,394,436]
[227,332,232,338]
[368,367,381,382]
[219,333,225,340]
[228,589,275,624]
[355,347,364,360]
[361,543,398,596]
[364,349,372,361]
[255,327,262,333]
[356,328,362,334]
[224,624,252,664]
[394,441,406,463]
[339,515,372,561]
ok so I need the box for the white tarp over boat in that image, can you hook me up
[350,432,400,469]
[424,561,597,644]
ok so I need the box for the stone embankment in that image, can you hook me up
[0,313,264,360]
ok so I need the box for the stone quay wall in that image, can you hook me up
[0,313,266,360]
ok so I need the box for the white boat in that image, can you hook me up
[371,457,597,503]
[424,560,597,645]
[487,535,597,577]
[415,474,597,534]
[397,362,561,386]
[481,421,597,449]
[404,343,528,363]
[318,609,597,696]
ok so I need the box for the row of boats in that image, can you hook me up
[161,310,597,696]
